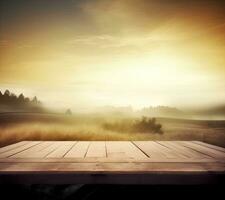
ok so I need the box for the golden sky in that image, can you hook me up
[0,0,225,110]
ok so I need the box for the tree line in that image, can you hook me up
[0,89,43,112]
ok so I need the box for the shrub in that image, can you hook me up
[102,116,163,134]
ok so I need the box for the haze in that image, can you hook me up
[1,0,225,110]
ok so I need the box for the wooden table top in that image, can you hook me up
[0,141,224,184]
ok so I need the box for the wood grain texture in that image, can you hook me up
[0,162,224,172]
[0,141,28,154]
[178,141,225,159]
[86,141,106,158]
[0,141,41,158]
[192,141,225,153]
[11,142,54,158]
[46,142,76,158]
[106,141,147,159]
[0,141,224,184]
[64,141,88,158]
[157,141,211,159]
[133,141,174,159]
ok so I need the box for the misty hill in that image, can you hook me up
[93,105,185,118]
[137,106,185,118]
[206,105,225,116]
[187,105,225,119]
[95,105,225,119]
[96,106,133,115]
[0,90,45,112]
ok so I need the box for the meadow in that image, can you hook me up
[0,113,224,147]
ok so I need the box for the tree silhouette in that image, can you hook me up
[32,96,38,103]
[18,93,24,100]
[4,90,10,96]
[0,89,44,112]
[65,109,72,115]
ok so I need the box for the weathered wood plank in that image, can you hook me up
[0,142,41,158]
[151,142,187,159]
[86,142,106,158]
[33,142,63,158]
[133,141,172,159]
[64,141,88,158]
[11,142,53,158]
[46,141,76,158]
[193,141,225,153]
[0,141,28,154]
[157,141,211,159]
[0,157,220,163]
[178,141,225,159]
[0,162,224,172]
[106,141,147,159]
[0,141,224,185]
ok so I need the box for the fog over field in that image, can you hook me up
[0,112,224,148]
[0,90,225,148]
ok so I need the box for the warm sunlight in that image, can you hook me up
[0,0,225,193]
[1,0,225,110]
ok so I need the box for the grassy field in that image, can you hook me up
[0,113,224,148]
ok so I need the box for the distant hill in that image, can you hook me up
[1,89,224,119]
[98,106,133,114]
[93,105,225,119]
[93,105,185,118]
[188,105,225,119]
[137,106,185,118]
[0,90,45,112]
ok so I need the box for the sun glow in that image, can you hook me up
[0,0,225,110]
